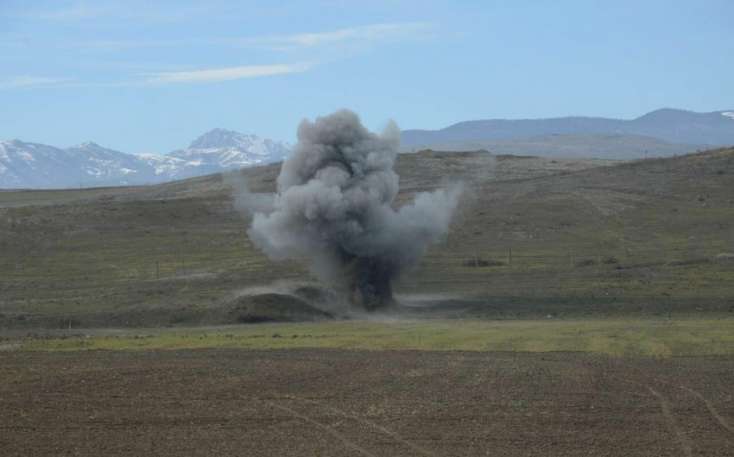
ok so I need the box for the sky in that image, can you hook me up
[1,0,733,153]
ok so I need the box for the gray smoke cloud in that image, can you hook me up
[247,109,461,310]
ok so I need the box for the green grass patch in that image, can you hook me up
[18,318,734,357]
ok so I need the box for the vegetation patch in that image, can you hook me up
[16,318,734,357]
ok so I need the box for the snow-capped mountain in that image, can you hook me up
[0,140,151,188]
[66,142,163,184]
[167,129,290,174]
[0,130,291,189]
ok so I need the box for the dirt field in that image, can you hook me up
[2,349,733,456]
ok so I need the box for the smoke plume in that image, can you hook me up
[247,110,461,310]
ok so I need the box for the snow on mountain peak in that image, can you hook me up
[169,128,290,170]
[76,141,109,150]
[0,129,290,188]
[189,128,253,149]
[722,112,734,120]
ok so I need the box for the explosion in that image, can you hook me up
[247,110,461,311]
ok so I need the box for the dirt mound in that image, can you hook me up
[227,293,334,323]
[292,285,336,303]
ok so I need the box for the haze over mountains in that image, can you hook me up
[402,108,734,158]
[0,129,290,189]
[1,108,733,189]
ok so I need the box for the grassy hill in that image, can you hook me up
[0,149,732,328]
[408,147,734,316]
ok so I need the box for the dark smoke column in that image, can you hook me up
[248,110,461,311]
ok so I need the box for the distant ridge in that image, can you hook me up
[401,108,734,157]
[0,130,291,189]
[3,108,734,188]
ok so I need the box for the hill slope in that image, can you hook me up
[0,149,732,327]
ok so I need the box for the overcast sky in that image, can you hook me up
[1,0,732,153]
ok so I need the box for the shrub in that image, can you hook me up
[463,257,505,267]
[667,258,711,267]
[575,258,596,267]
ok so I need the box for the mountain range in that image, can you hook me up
[401,108,734,157]
[2,108,734,189]
[0,129,290,189]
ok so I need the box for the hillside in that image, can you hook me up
[0,149,732,328]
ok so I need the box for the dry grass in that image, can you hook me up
[1,148,733,328]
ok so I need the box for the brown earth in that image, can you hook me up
[1,349,733,456]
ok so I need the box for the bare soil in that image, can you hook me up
[2,349,733,456]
